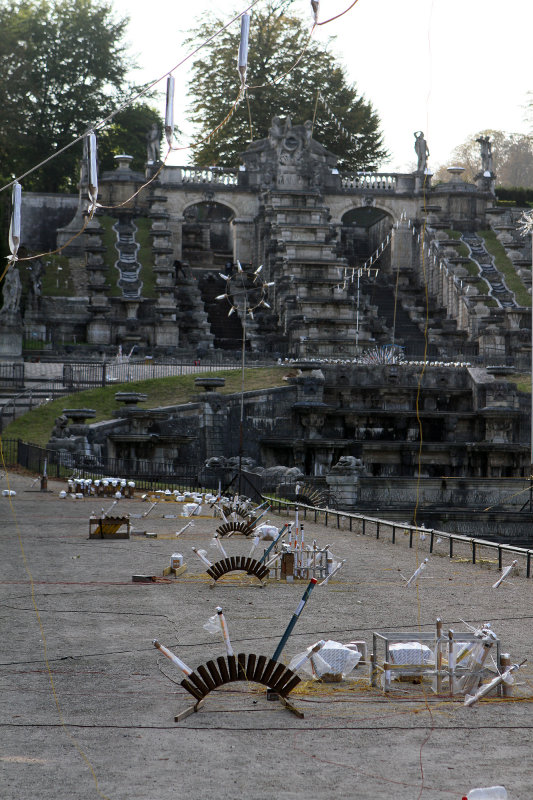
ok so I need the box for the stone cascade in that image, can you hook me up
[461,232,517,309]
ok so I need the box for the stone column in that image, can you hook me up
[86,215,112,345]
[148,188,179,347]
[390,219,415,280]
[232,217,255,264]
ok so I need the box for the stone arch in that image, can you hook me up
[181,200,235,260]
[340,205,394,267]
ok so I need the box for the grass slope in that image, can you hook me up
[1,368,289,447]
[479,229,531,308]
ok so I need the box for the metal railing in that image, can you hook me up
[341,173,398,192]
[2,439,212,493]
[265,496,533,579]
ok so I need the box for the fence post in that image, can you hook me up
[101,361,107,388]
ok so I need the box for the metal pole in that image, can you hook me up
[238,294,246,497]
[272,578,317,662]
[356,269,361,352]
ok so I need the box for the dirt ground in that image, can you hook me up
[1,472,533,800]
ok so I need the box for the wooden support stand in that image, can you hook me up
[206,556,269,586]
[174,653,302,722]
[89,516,131,539]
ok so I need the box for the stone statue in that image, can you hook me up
[476,136,493,174]
[29,259,43,297]
[0,266,22,315]
[146,123,161,163]
[414,131,429,172]
[329,455,365,475]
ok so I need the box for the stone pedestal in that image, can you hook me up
[0,313,23,360]
[325,473,360,510]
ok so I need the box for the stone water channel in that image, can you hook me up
[461,232,517,309]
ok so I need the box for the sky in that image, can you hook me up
[109,0,532,173]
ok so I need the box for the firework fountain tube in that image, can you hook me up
[319,559,346,586]
[192,547,212,568]
[405,558,429,587]
[492,560,518,589]
[153,639,192,677]
[216,607,234,657]
[464,660,526,707]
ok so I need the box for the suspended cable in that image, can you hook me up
[0,0,262,195]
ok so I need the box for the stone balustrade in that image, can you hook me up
[178,166,239,186]
[340,172,398,192]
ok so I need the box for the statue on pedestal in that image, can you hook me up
[0,266,22,315]
[414,131,429,173]
[476,135,493,174]
[146,123,161,163]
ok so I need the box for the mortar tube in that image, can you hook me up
[248,536,260,557]
[459,633,496,696]
[213,535,228,558]
[436,618,443,694]
[213,503,228,524]
[252,500,270,515]
[176,521,193,537]
[291,640,326,672]
[216,607,234,657]
[142,502,157,518]
[258,523,289,565]
[464,660,525,707]
[264,552,282,570]
[250,506,270,528]
[448,629,456,695]
[492,560,518,589]
[192,547,213,568]
[405,558,429,587]
[272,578,317,663]
[153,639,192,677]
[318,559,346,586]
[104,500,118,518]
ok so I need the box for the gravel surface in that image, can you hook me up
[1,473,532,799]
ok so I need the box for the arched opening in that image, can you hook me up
[182,201,234,267]
[340,206,393,267]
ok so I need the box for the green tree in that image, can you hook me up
[0,0,138,192]
[97,103,164,173]
[187,4,387,170]
[434,129,533,188]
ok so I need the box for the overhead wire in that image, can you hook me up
[0,0,262,195]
